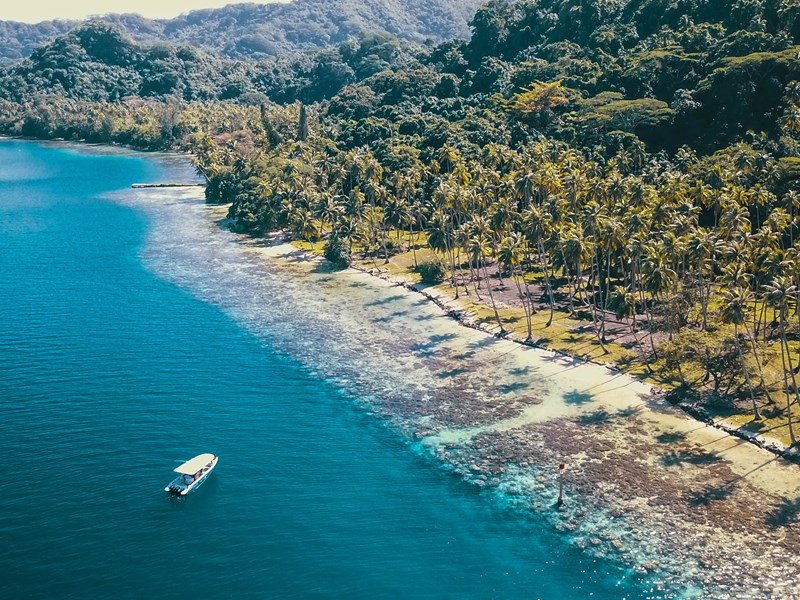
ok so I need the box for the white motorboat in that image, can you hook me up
[165,453,218,496]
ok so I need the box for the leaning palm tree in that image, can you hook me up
[499,232,534,340]
[468,233,505,334]
[313,192,343,237]
[641,248,677,359]
[764,276,799,445]
[720,288,761,420]
[611,285,652,373]
[522,206,556,326]
[289,207,318,243]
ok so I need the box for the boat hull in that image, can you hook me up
[165,455,218,496]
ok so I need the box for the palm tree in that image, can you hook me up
[522,206,556,326]
[764,276,799,445]
[427,208,462,296]
[455,221,481,297]
[468,232,505,334]
[720,288,761,420]
[596,214,625,342]
[314,192,343,237]
[382,195,407,247]
[641,247,677,359]
[689,229,724,330]
[289,207,317,243]
[343,187,366,256]
[514,168,537,207]
[552,224,578,316]
[408,197,429,269]
[499,232,534,340]
[611,285,652,372]
[781,191,800,246]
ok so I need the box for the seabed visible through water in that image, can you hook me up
[120,180,800,599]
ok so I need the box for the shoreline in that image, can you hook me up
[20,134,795,459]
[253,227,800,481]
[356,263,799,460]
[195,209,800,597]
[21,139,800,597]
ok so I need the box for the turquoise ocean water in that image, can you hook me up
[0,140,652,599]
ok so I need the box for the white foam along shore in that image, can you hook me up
[126,186,800,598]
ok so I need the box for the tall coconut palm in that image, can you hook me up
[689,229,724,330]
[764,276,799,445]
[522,205,556,326]
[289,207,317,243]
[499,232,535,340]
[427,208,462,296]
[343,187,366,255]
[314,192,343,237]
[408,198,430,269]
[642,247,677,359]
[456,222,481,298]
[596,214,625,342]
[720,287,761,420]
[611,285,652,372]
[468,233,505,334]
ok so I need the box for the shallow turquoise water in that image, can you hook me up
[0,140,650,598]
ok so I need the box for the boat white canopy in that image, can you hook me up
[174,454,215,475]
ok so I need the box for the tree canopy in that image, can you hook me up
[1,0,800,442]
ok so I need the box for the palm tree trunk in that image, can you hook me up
[602,249,612,342]
[466,254,481,299]
[743,320,774,404]
[698,262,708,330]
[537,238,555,327]
[676,361,688,386]
[455,248,471,297]
[630,311,652,373]
[513,269,533,340]
[735,323,761,420]
[409,222,418,268]
[780,309,800,409]
[382,227,390,264]
[589,252,606,353]
[481,253,504,333]
[560,252,576,316]
[778,316,797,445]
[442,235,459,297]
[521,269,537,316]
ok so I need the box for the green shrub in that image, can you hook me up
[417,259,446,284]
[324,234,350,269]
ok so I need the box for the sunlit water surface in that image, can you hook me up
[0,140,658,598]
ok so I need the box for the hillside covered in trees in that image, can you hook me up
[0,0,483,63]
[0,22,420,105]
[1,0,800,444]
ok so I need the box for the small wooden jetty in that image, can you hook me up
[131,183,205,189]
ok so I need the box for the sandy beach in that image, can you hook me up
[129,188,800,599]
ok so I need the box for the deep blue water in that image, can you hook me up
[0,140,648,599]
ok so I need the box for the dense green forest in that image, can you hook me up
[2,0,800,444]
[0,0,482,63]
[0,22,422,105]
